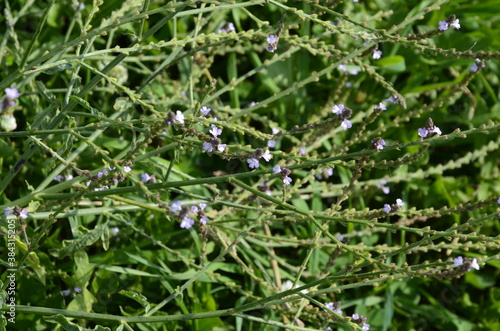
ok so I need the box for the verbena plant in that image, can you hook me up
[1,0,499,330]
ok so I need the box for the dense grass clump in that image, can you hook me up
[1,1,499,330]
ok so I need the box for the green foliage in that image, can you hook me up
[0,0,499,330]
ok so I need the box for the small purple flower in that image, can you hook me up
[247,158,260,169]
[180,217,195,229]
[209,125,222,137]
[374,102,387,111]
[265,35,278,53]
[418,128,428,138]
[299,146,307,155]
[74,287,82,293]
[61,289,71,297]
[54,175,64,182]
[5,88,20,100]
[191,206,199,213]
[470,59,485,72]
[171,201,182,212]
[332,104,345,115]
[283,176,293,185]
[19,208,29,219]
[372,138,386,151]
[383,204,391,214]
[453,256,463,266]
[262,149,273,162]
[4,207,13,216]
[341,119,352,130]
[97,169,108,179]
[449,19,460,30]
[217,143,226,152]
[141,173,155,183]
[267,139,276,148]
[111,227,120,235]
[272,165,281,174]
[200,106,211,116]
[438,20,449,31]
[372,50,382,60]
[123,165,132,173]
[377,180,390,194]
[200,216,209,225]
[324,302,342,315]
[497,197,500,204]
[396,198,404,207]
[203,142,214,152]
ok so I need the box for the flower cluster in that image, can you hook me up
[338,64,358,75]
[170,201,210,229]
[332,104,353,130]
[218,22,235,33]
[418,118,442,138]
[324,301,342,315]
[371,137,386,151]
[5,206,29,219]
[265,35,278,53]
[203,123,227,153]
[247,148,273,169]
[470,59,485,72]
[272,165,293,185]
[267,127,281,148]
[453,256,480,272]
[383,198,404,214]
[166,110,185,125]
[438,15,460,31]
[352,313,371,330]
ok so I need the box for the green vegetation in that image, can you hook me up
[1,0,499,330]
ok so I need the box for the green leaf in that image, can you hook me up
[49,225,106,258]
[376,55,406,72]
[119,290,151,313]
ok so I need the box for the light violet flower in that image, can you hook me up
[200,106,211,116]
[383,204,392,214]
[299,146,307,155]
[141,173,155,183]
[200,216,209,225]
[324,302,342,315]
[262,149,273,162]
[171,201,182,212]
[4,207,13,216]
[449,19,460,30]
[438,20,449,31]
[453,256,463,266]
[332,104,345,115]
[374,102,387,111]
[203,142,214,152]
[372,138,386,151]
[372,50,382,60]
[377,180,390,194]
[175,110,184,124]
[470,59,485,72]
[54,175,64,182]
[272,165,282,174]
[247,158,260,169]
[5,88,20,100]
[209,125,222,137]
[396,198,404,207]
[341,119,352,130]
[123,165,132,173]
[217,143,226,152]
[497,197,500,204]
[180,217,195,229]
[283,176,293,185]
[265,35,278,53]
[19,208,29,219]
